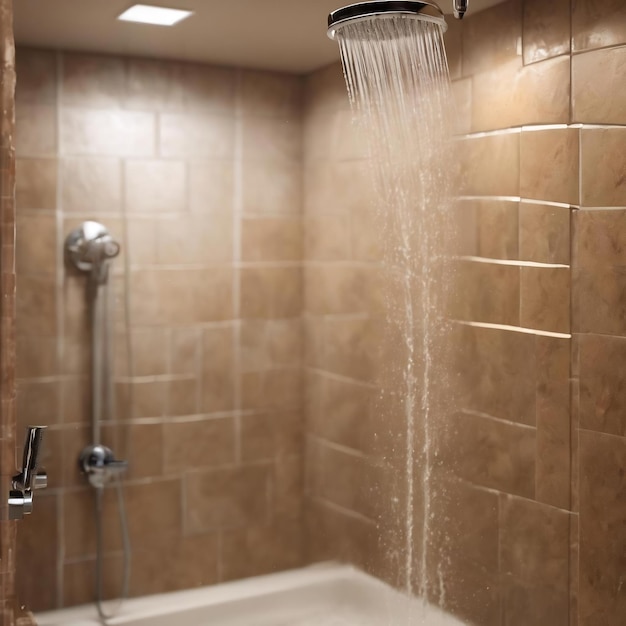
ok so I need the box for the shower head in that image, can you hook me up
[327,1,447,40]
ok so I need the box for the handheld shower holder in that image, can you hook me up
[8,426,48,520]
[65,221,121,286]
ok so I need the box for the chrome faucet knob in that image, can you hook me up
[34,470,48,490]
[79,444,128,489]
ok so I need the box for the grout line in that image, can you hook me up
[576,206,626,211]
[457,195,577,209]
[455,122,626,141]
[310,495,377,526]
[519,198,573,209]
[522,124,570,131]
[571,42,626,57]
[452,319,571,339]
[216,531,223,583]
[578,427,626,442]
[578,125,583,209]
[457,255,569,269]
[307,433,369,458]
[304,366,376,389]
[54,49,66,611]
[232,69,243,466]
[459,409,536,430]
[457,127,522,139]
[457,194,521,203]
[193,327,202,417]
[569,6,574,131]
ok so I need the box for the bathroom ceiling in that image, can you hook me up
[14,0,506,74]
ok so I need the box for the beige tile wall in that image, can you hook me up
[302,64,381,574]
[570,1,626,622]
[304,1,625,625]
[14,48,304,611]
[11,0,626,624]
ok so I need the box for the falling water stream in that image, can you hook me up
[335,15,455,615]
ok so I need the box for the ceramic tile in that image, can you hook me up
[520,266,570,333]
[61,108,155,157]
[572,0,626,52]
[472,56,570,131]
[581,128,626,207]
[241,70,302,119]
[15,47,57,105]
[454,325,537,425]
[521,128,579,205]
[523,0,570,64]
[184,464,271,533]
[460,132,520,197]
[61,52,125,108]
[579,334,626,437]
[61,157,121,213]
[462,0,522,77]
[519,202,570,264]
[220,519,303,582]
[578,430,626,626]
[16,158,57,210]
[573,47,626,124]
[240,267,302,319]
[442,411,536,498]
[159,113,233,158]
[242,159,301,215]
[125,159,186,213]
[241,217,302,262]
[535,336,571,510]
[16,104,57,156]
[163,418,235,473]
[475,199,519,259]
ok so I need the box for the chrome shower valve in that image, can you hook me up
[79,444,128,489]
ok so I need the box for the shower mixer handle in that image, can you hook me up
[8,426,48,520]
[79,444,128,489]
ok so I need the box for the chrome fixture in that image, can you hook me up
[8,426,48,520]
[64,221,130,619]
[453,0,468,19]
[65,221,124,460]
[79,444,128,489]
[65,220,121,286]
[328,1,448,39]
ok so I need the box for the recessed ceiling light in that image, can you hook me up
[117,4,193,26]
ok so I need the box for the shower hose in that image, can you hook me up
[95,481,131,620]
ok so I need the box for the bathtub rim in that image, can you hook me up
[36,562,364,625]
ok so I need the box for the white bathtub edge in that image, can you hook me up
[35,562,359,626]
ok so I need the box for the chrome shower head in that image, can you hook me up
[327,1,447,40]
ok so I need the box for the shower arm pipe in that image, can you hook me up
[453,0,468,19]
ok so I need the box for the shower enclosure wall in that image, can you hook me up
[15,50,304,609]
[8,0,626,625]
